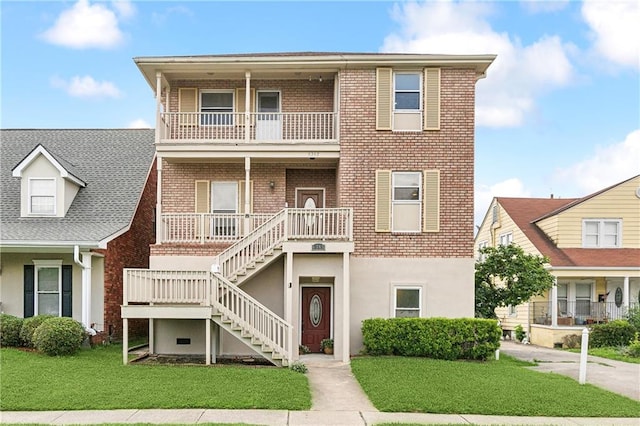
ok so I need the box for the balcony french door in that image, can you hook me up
[256,91,281,140]
[211,182,238,238]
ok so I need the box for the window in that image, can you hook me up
[29,178,56,215]
[34,261,62,316]
[508,304,517,316]
[575,282,592,318]
[392,171,421,232]
[211,181,238,237]
[477,241,488,261]
[394,286,421,317]
[394,73,421,111]
[557,283,568,316]
[492,204,499,224]
[200,91,234,125]
[499,232,513,246]
[583,219,621,248]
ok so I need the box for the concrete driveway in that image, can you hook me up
[500,340,640,401]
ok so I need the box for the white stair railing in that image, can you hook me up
[211,272,290,362]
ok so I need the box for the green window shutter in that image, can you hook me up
[195,180,210,213]
[24,265,35,318]
[62,265,72,318]
[376,68,392,130]
[179,88,198,126]
[424,68,441,130]
[423,170,440,232]
[375,170,392,232]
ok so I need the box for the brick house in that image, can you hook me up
[122,52,495,365]
[0,129,156,340]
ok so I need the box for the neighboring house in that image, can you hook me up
[475,175,640,347]
[122,52,495,365]
[0,129,156,341]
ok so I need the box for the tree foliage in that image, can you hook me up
[475,244,554,319]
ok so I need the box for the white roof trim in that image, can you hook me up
[11,145,86,187]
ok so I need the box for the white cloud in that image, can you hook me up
[112,0,135,19]
[41,0,128,49]
[51,75,122,99]
[475,178,531,227]
[553,129,640,194]
[520,0,570,14]
[128,118,151,128]
[582,0,640,70]
[151,5,193,26]
[381,1,575,127]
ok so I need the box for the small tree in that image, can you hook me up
[475,244,554,319]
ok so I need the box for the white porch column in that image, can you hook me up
[285,251,294,362]
[155,71,162,144]
[342,251,350,363]
[205,319,211,365]
[122,318,129,365]
[244,157,251,233]
[81,252,92,328]
[245,71,251,142]
[148,319,154,355]
[551,277,558,327]
[156,157,163,244]
[623,276,630,310]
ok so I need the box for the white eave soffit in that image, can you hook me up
[11,145,86,187]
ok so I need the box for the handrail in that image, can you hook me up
[211,272,290,360]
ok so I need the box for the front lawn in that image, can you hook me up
[568,346,640,364]
[0,345,311,411]
[351,355,640,416]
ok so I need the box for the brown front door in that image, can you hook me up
[301,287,331,352]
[296,189,324,208]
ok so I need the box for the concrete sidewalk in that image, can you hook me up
[3,409,640,425]
[499,340,640,401]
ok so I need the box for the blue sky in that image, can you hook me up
[2,0,639,227]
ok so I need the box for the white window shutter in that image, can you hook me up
[376,68,392,130]
[375,170,392,232]
[424,68,441,130]
[179,88,198,126]
[194,180,210,213]
[423,170,440,232]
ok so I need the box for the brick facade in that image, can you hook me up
[102,159,157,340]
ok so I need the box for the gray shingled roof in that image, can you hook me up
[1,129,155,245]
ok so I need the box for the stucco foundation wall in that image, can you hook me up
[349,257,474,353]
[153,319,210,355]
[530,325,583,348]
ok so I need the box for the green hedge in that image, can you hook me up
[33,317,86,356]
[589,320,635,348]
[362,317,501,360]
[0,314,24,347]
[20,315,55,348]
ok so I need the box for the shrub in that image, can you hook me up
[0,314,24,347]
[20,315,55,348]
[33,317,85,356]
[626,306,640,332]
[589,320,635,348]
[514,324,526,342]
[362,317,501,361]
[289,361,308,373]
[623,332,640,358]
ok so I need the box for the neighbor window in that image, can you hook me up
[557,283,568,316]
[29,178,56,215]
[34,261,62,316]
[394,73,421,111]
[499,232,513,246]
[394,286,421,317]
[582,219,621,248]
[575,282,592,318]
[392,171,421,232]
[201,90,234,125]
[478,241,488,261]
[508,304,517,316]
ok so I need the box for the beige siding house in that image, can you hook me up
[475,175,640,347]
[122,52,496,365]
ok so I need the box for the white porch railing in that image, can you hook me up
[124,269,211,305]
[161,213,272,244]
[158,112,337,142]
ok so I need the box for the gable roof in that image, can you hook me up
[11,144,86,187]
[498,193,640,268]
[0,129,155,247]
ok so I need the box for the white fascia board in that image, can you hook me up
[0,241,101,252]
[11,145,86,187]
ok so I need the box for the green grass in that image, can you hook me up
[0,345,311,411]
[351,355,640,416]
[567,346,640,364]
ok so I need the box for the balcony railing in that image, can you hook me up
[159,112,337,142]
[531,301,637,326]
[161,209,353,244]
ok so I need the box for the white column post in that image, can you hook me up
[623,276,630,310]
[245,71,251,142]
[155,72,162,144]
[286,251,294,362]
[122,318,129,365]
[342,251,350,363]
[206,319,211,365]
[148,319,154,355]
[81,252,92,329]
[244,157,251,233]
[551,277,558,327]
[156,157,163,244]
